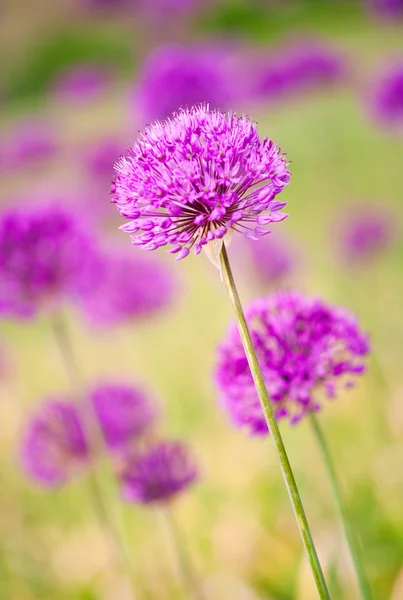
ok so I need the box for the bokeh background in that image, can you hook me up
[1,0,403,598]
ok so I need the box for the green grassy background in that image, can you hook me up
[0,1,403,598]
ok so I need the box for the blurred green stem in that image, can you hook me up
[51,312,140,600]
[219,245,331,600]
[159,507,204,600]
[309,413,373,600]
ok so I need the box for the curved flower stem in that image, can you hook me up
[158,507,204,600]
[219,245,330,600]
[51,312,140,600]
[309,413,373,600]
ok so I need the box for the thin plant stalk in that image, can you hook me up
[158,507,204,600]
[309,413,373,600]
[219,244,330,600]
[51,312,139,599]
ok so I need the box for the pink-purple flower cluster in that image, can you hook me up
[215,291,369,435]
[121,441,198,504]
[369,0,403,19]
[134,45,235,124]
[0,203,99,318]
[112,104,290,261]
[371,62,403,129]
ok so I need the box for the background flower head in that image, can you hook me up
[91,382,156,450]
[112,104,290,261]
[134,44,236,124]
[371,62,403,129]
[79,247,177,326]
[51,64,112,102]
[0,202,101,318]
[120,440,198,504]
[369,0,403,19]
[2,117,57,170]
[215,291,370,435]
[21,399,89,487]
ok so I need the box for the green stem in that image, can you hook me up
[51,312,139,600]
[309,413,373,600]
[219,245,330,600]
[159,508,204,600]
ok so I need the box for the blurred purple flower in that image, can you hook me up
[134,44,236,123]
[336,204,396,266]
[2,118,57,169]
[112,104,290,261]
[215,291,369,435]
[91,382,156,450]
[79,248,176,325]
[369,0,403,19]
[21,399,89,487]
[0,203,100,319]
[371,62,403,128]
[52,64,112,102]
[255,41,344,102]
[83,138,124,180]
[121,441,198,504]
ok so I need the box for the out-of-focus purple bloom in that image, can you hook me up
[91,382,156,450]
[369,0,403,19]
[112,104,290,261]
[255,41,345,102]
[335,204,396,266]
[121,441,198,504]
[134,44,236,123]
[52,64,112,102]
[215,291,370,435]
[0,203,101,319]
[79,248,176,326]
[83,138,124,180]
[232,231,296,287]
[371,63,403,129]
[2,118,57,169]
[21,400,89,487]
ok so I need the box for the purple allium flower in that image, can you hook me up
[112,104,290,261]
[0,203,100,318]
[120,441,198,504]
[255,41,344,102]
[91,382,156,450]
[215,292,370,435]
[3,118,57,169]
[79,248,176,326]
[371,63,403,129]
[21,400,89,487]
[369,0,403,19]
[232,231,296,287]
[335,204,396,266]
[134,45,235,124]
[52,64,112,102]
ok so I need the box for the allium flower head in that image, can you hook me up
[215,292,370,435]
[336,204,396,266]
[0,203,100,318]
[79,248,176,326]
[21,400,89,487]
[112,104,290,261]
[52,64,111,102]
[134,45,235,124]
[91,382,156,449]
[120,441,198,503]
[369,0,403,19]
[371,62,403,128]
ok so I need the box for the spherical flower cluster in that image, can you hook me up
[112,104,290,261]
[79,248,177,326]
[134,45,235,124]
[120,441,198,504]
[52,64,112,102]
[21,400,89,487]
[255,41,344,102]
[0,203,100,318]
[91,382,156,450]
[371,62,403,129]
[215,291,370,435]
[335,204,396,266]
[370,0,403,19]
